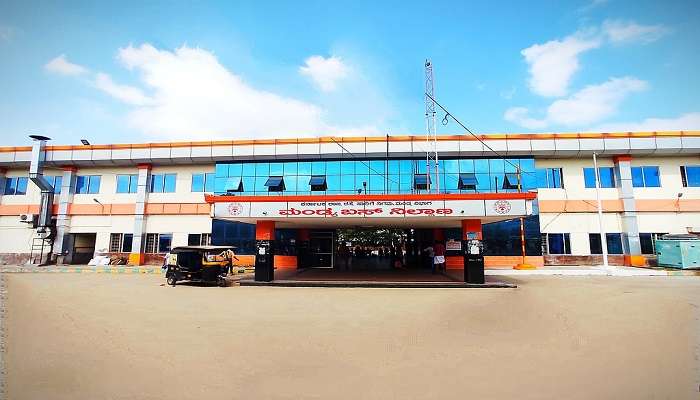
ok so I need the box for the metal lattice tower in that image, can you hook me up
[424,59,439,193]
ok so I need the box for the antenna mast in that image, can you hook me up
[424,59,439,193]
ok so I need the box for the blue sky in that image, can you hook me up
[1,0,699,146]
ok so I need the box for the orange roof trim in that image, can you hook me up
[0,131,698,153]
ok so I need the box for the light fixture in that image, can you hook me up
[29,134,52,141]
[81,139,90,145]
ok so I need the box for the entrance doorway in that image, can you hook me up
[336,228,407,271]
[309,231,334,268]
[70,233,96,264]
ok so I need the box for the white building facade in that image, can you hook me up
[0,131,698,268]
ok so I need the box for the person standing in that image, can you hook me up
[423,244,435,273]
[434,241,446,273]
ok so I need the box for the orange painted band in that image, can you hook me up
[0,131,698,153]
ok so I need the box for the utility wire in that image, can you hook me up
[427,92,609,211]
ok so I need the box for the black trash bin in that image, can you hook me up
[465,253,485,284]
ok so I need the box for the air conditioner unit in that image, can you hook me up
[19,214,38,226]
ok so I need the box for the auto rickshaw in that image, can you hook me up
[164,245,237,287]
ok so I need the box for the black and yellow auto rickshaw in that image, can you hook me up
[164,245,237,287]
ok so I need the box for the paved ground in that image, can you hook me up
[3,273,700,399]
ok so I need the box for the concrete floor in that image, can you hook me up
[4,273,700,399]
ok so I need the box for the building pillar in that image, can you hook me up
[129,164,151,265]
[53,166,77,264]
[461,219,484,283]
[255,220,275,281]
[613,155,644,266]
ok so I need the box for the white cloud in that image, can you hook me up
[504,77,648,129]
[106,44,374,139]
[590,112,700,132]
[299,55,350,92]
[602,20,669,45]
[94,73,154,106]
[44,54,89,76]
[503,107,548,129]
[521,32,601,97]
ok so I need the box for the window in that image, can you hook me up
[191,173,215,192]
[3,177,29,195]
[640,233,665,255]
[584,167,616,188]
[188,233,211,246]
[543,233,571,254]
[458,173,478,190]
[150,173,176,193]
[47,175,63,194]
[309,175,327,191]
[264,176,285,192]
[589,233,623,255]
[545,168,563,188]
[631,166,660,188]
[75,175,101,194]
[109,233,134,252]
[502,173,520,190]
[116,174,139,193]
[681,166,700,187]
[414,174,430,190]
[145,233,172,253]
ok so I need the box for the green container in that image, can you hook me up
[656,239,700,269]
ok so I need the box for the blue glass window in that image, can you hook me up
[117,174,138,193]
[458,173,478,190]
[75,175,100,194]
[264,176,285,192]
[283,162,298,175]
[298,162,312,175]
[269,163,283,176]
[631,166,660,188]
[589,233,623,254]
[502,173,520,190]
[681,166,700,187]
[150,174,176,193]
[547,168,563,188]
[4,177,28,195]
[414,174,430,190]
[227,163,242,176]
[584,167,615,188]
[309,176,327,191]
[192,173,215,192]
[52,176,63,194]
[546,233,570,254]
[255,163,269,176]
[242,163,255,176]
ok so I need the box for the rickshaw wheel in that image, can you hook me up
[167,274,177,286]
[217,276,226,287]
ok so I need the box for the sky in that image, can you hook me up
[0,0,699,146]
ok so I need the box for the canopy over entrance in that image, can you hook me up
[206,192,536,228]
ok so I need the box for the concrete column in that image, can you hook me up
[461,219,484,283]
[53,166,77,264]
[129,164,151,265]
[613,155,643,265]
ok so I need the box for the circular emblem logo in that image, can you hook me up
[493,200,512,214]
[227,202,244,216]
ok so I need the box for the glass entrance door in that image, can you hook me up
[309,231,334,268]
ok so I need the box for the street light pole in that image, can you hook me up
[593,153,609,271]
